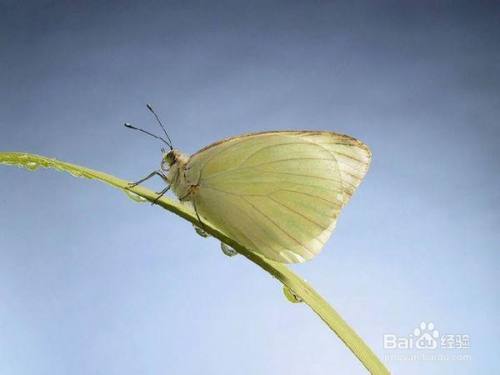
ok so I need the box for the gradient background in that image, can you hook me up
[0,1,498,374]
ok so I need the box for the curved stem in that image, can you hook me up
[0,152,389,374]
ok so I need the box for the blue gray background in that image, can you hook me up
[0,1,498,374]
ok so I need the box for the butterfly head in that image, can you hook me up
[161,148,188,172]
[161,149,178,169]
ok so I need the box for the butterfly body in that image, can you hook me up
[162,149,193,200]
[159,131,371,264]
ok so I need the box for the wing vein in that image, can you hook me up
[238,141,320,167]
[269,196,329,234]
[204,168,340,182]
[240,196,315,257]
[277,189,339,206]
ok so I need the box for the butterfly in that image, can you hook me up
[125,105,371,263]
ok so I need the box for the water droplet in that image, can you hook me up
[69,170,83,177]
[283,286,303,303]
[24,161,39,171]
[123,190,147,203]
[220,242,238,257]
[193,224,209,238]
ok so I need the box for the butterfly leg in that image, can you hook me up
[128,170,167,188]
[190,171,206,230]
[192,198,207,232]
[151,184,171,206]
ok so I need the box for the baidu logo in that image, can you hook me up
[383,321,471,362]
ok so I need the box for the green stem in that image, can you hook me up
[0,152,389,374]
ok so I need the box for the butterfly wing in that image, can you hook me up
[186,131,371,263]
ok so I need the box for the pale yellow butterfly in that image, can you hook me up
[126,107,371,264]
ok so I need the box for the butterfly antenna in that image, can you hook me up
[146,104,174,149]
[124,123,172,149]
